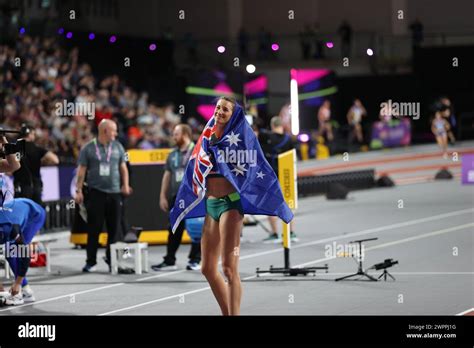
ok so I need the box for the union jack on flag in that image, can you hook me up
[190,119,216,196]
[170,103,293,233]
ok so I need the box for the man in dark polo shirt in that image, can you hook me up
[152,124,201,271]
[75,120,131,272]
[259,116,298,243]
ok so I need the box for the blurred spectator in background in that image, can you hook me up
[431,105,450,159]
[338,20,352,58]
[183,32,198,64]
[238,27,249,59]
[312,22,324,59]
[299,24,312,60]
[258,116,297,243]
[409,18,424,53]
[439,96,456,144]
[317,100,334,142]
[347,98,367,145]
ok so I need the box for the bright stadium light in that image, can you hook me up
[290,79,299,136]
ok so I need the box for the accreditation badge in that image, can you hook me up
[175,168,184,183]
[99,163,111,176]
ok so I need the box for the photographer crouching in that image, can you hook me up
[0,131,46,306]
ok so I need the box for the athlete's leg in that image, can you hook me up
[201,215,229,315]
[220,209,243,315]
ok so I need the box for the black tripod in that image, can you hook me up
[377,269,395,281]
[335,238,378,282]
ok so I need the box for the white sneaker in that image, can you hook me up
[22,285,35,303]
[0,290,9,299]
[5,292,24,306]
[186,262,201,271]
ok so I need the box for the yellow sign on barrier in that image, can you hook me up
[278,149,297,250]
[127,149,173,164]
[278,149,298,210]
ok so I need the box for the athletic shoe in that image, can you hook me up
[263,233,281,244]
[82,263,97,273]
[0,290,9,299]
[290,232,299,242]
[5,292,24,306]
[151,261,178,271]
[186,262,201,271]
[22,285,35,303]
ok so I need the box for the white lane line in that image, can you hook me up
[98,222,472,315]
[4,208,472,313]
[456,308,474,316]
[0,283,123,312]
[296,223,473,268]
[313,272,474,276]
[290,208,474,251]
[98,286,212,316]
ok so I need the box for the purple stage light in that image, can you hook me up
[149,43,157,51]
[88,33,95,40]
[19,27,26,35]
[109,35,117,43]
[271,43,279,51]
[66,32,73,39]
[298,134,310,143]
[58,28,64,35]
[326,42,334,48]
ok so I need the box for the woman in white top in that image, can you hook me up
[347,98,367,143]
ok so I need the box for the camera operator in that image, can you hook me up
[13,125,59,205]
[0,136,21,173]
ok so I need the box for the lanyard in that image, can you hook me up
[93,138,112,163]
[175,142,194,167]
[181,142,194,167]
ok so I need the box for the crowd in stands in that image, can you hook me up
[0,35,204,164]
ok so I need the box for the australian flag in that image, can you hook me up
[170,102,293,233]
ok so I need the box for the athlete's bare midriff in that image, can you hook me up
[206,176,236,199]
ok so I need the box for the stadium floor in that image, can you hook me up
[1,143,473,316]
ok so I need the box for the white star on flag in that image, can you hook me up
[231,163,247,176]
[225,131,241,147]
[256,171,266,179]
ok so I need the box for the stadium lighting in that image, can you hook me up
[246,64,256,74]
[290,79,300,136]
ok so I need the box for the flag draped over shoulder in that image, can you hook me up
[170,103,293,233]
